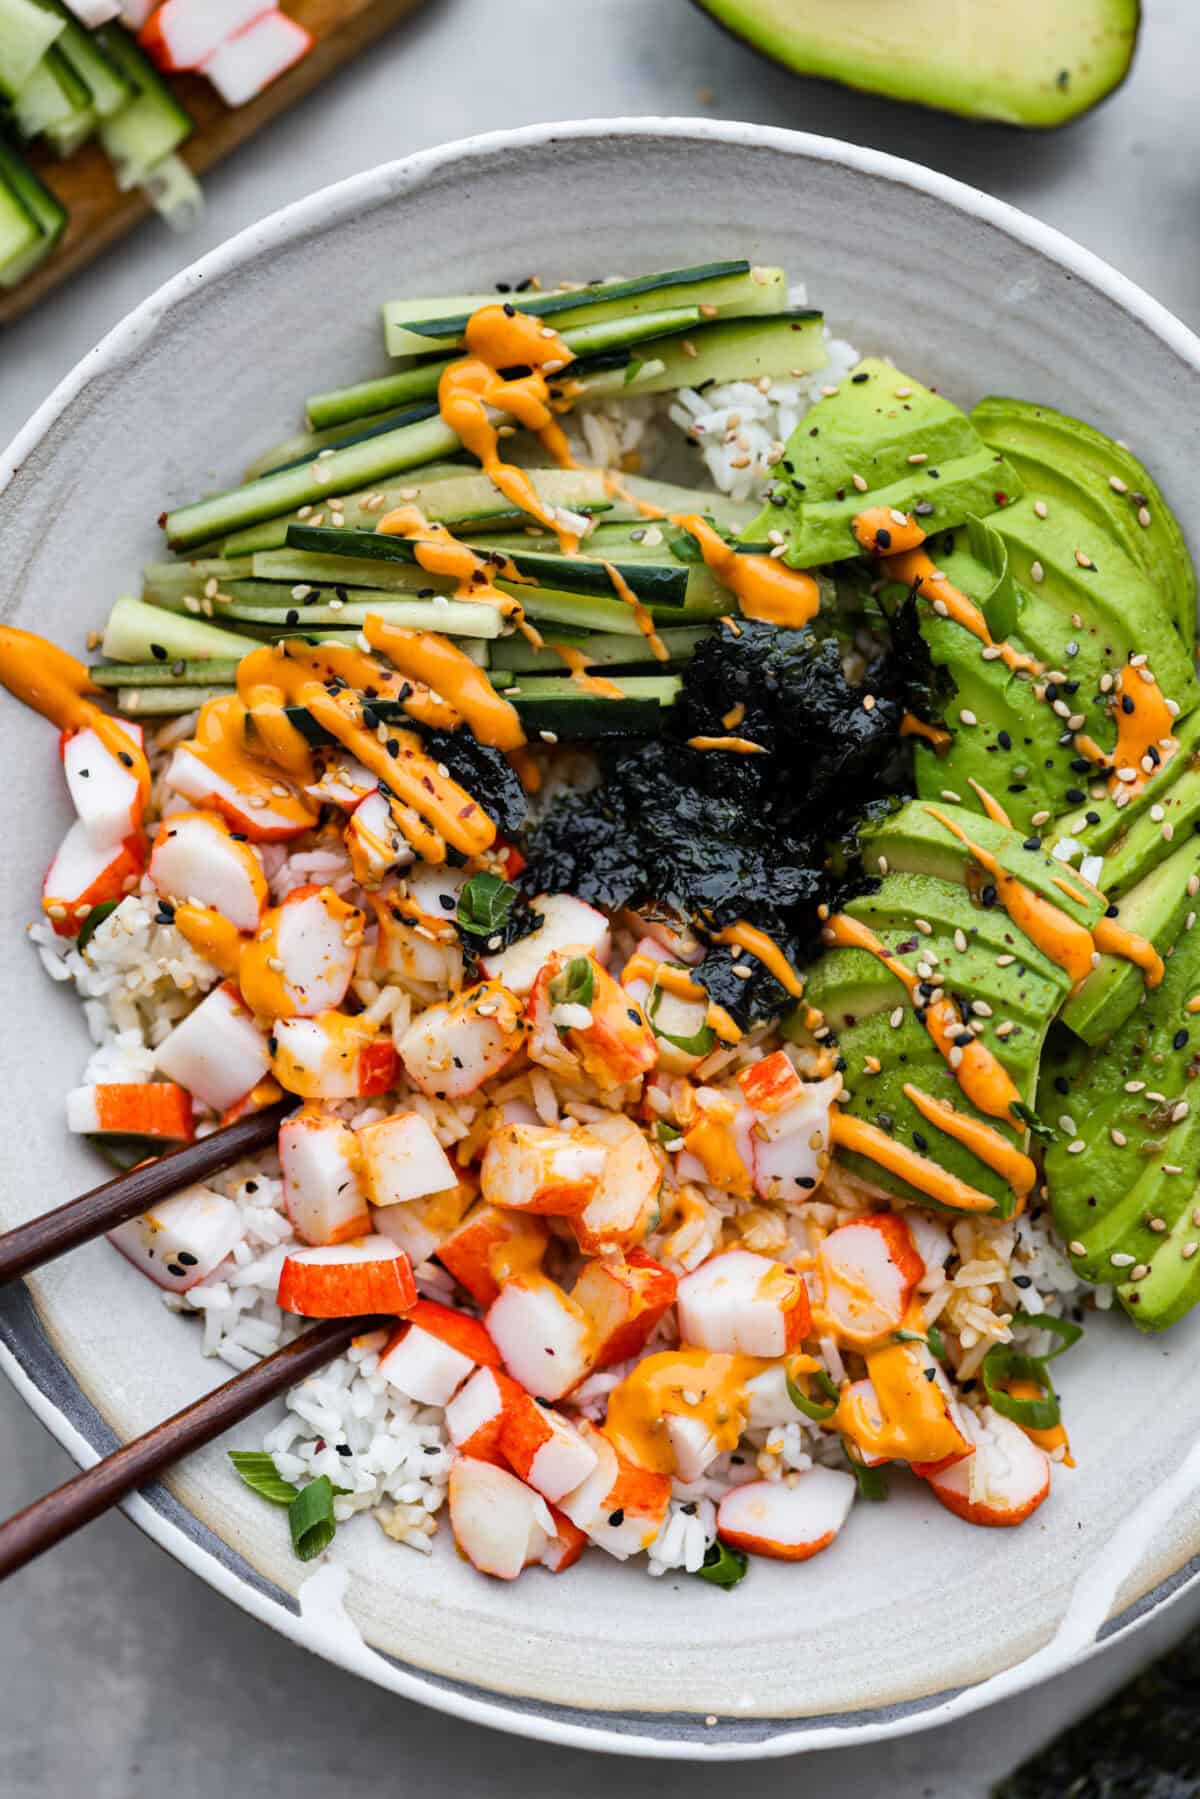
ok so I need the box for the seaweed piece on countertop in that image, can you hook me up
[992,1622,1200,1797]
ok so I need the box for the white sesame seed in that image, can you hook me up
[1130,1264,1150,1282]
[941,789,962,803]
[1069,1239,1087,1255]
[1031,810,1051,827]
[972,999,993,1017]
[949,1046,963,1069]
[959,709,977,726]
[915,918,933,935]
[890,1007,904,1029]
[907,453,928,465]
[1110,1128,1127,1146]
[954,929,968,953]
[995,1020,1015,1038]
[895,386,913,398]
[1111,1252,1136,1267]
[1033,500,1048,519]
[1067,1140,1086,1156]
[890,509,908,526]
[851,473,869,493]
[933,599,950,618]
[1059,1114,1077,1135]
[1125,1080,1146,1092]
[1075,549,1094,569]
[1184,1243,1199,1260]
[1030,560,1044,584]
[1138,506,1152,528]
[1109,475,1128,494]
[996,954,1015,967]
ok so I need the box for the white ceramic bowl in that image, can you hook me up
[4,119,1200,1761]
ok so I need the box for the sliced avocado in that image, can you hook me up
[1043,915,1200,1329]
[1060,709,1200,862]
[973,397,1196,654]
[1060,835,1200,1045]
[748,360,1021,565]
[1092,758,1200,898]
[691,0,1141,129]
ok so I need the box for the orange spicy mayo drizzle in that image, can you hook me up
[174,886,365,1023]
[836,1338,968,1465]
[1093,915,1165,988]
[830,1111,997,1214]
[902,1083,1036,1198]
[852,509,927,557]
[549,645,627,700]
[374,502,543,647]
[967,778,1012,829]
[361,615,525,750]
[605,1349,767,1473]
[0,626,152,802]
[710,920,805,998]
[620,948,742,1045]
[601,561,669,659]
[677,515,821,629]
[1073,664,1179,796]
[823,911,1021,1125]
[901,712,952,752]
[881,547,1042,678]
[686,735,767,754]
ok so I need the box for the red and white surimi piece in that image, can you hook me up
[149,811,266,933]
[357,1111,457,1209]
[435,1203,548,1308]
[619,936,709,1076]
[486,1274,594,1401]
[572,1249,676,1367]
[716,1468,857,1561]
[676,1249,811,1358]
[203,9,313,107]
[67,1081,193,1143]
[140,0,268,70]
[479,1121,607,1217]
[538,1508,588,1573]
[345,788,408,886]
[276,1235,416,1319]
[257,885,362,1017]
[372,1170,475,1267]
[306,757,376,812]
[43,822,144,937]
[926,1409,1050,1527]
[118,0,156,25]
[108,1183,242,1292]
[817,1214,925,1347]
[278,1108,370,1247]
[397,981,525,1100]
[571,1114,662,1254]
[480,892,611,995]
[558,1419,671,1559]
[269,1013,398,1100]
[62,725,144,847]
[664,1411,722,1483]
[377,1299,500,1407]
[154,980,271,1111]
[166,745,313,841]
[448,1457,555,1581]
[499,1394,598,1504]
[445,1365,522,1463]
[738,1054,841,1204]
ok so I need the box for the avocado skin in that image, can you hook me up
[690,0,1141,130]
[749,359,1021,566]
[1043,915,1200,1330]
[974,397,1196,654]
[1060,835,1200,1045]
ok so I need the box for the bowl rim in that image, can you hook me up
[5,115,1200,1761]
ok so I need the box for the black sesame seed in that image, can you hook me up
[176,1251,198,1266]
[1013,1274,1033,1289]
[1175,1029,1190,1051]
[912,1131,929,1153]
[150,643,167,661]
[1054,1076,1070,1095]
[876,527,892,550]
[608,1509,625,1527]
[997,730,1012,751]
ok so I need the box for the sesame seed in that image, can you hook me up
[1031,810,1051,827]
[863,694,876,711]
[895,386,913,398]
[851,473,869,493]
[954,929,968,952]
[1033,500,1048,519]
[1075,549,1094,569]
[933,599,950,618]
[878,856,889,876]
[732,964,753,980]
[539,730,559,744]
[940,790,962,803]
[996,954,1015,967]
[1069,1238,1087,1254]
[949,1046,963,1069]
[1110,1128,1127,1146]
[1125,1080,1146,1092]
[864,1055,882,1074]
[1067,1140,1086,1155]
[1149,1217,1167,1233]
[995,1021,1015,1039]
[907,453,928,465]
[1163,821,1175,841]
[1138,506,1152,528]
[959,708,977,726]
[1131,1264,1150,1281]
[915,918,933,935]
[890,509,908,526]
[1109,474,1128,494]
[680,339,698,360]
[981,644,1003,661]
[821,385,840,398]
[890,1006,904,1029]
[1172,1101,1190,1123]
[1111,1252,1135,1267]
[1184,1243,1199,1261]
[292,584,312,600]
[1030,561,1044,584]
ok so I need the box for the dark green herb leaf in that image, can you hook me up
[846,1455,889,1501]
[786,1366,840,1423]
[288,1475,339,1562]
[654,1119,682,1148]
[927,1324,946,1361]
[647,982,715,1057]
[622,357,644,388]
[667,527,705,564]
[548,954,595,1010]
[229,1450,300,1507]
[693,1539,748,1589]
[1012,1100,1056,1143]
[457,871,517,938]
[76,898,119,953]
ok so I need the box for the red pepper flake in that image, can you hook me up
[993,491,1009,506]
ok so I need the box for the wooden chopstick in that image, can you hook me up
[0,1311,392,1580]
[0,1098,295,1287]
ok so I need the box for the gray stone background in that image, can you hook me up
[2,2,1199,1791]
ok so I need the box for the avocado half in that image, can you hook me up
[692,0,1141,129]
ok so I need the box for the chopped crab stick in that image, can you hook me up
[108,1184,243,1292]
[737,1052,841,1203]
[528,953,657,1092]
[61,725,145,848]
[357,1111,457,1208]
[716,1468,857,1562]
[838,1339,973,1473]
[448,1457,555,1581]
[817,1215,925,1348]
[372,895,461,989]
[378,1299,500,1407]
[276,1235,417,1318]
[558,1419,671,1559]
[149,810,267,933]
[278,1107,370,1246]
[154,980,271,1111]
[500,1393,599,1503]
[306,756,375,811]
[167,744,316,842]
[435,1203,549,1307]
[677,1249,811,1357]
[345,788,408,887]
[926,1409,1051,1527]
[665,1412,722,1483]
[243,885,363,1019]
[620,936,709,1075]
[140,0,268,69]
[480,1121,607,1216]
[397,980,526,1100]
[269,1012,398,1099]
[572,1115,663,1254]
[202,8,313,107]
[445,1365,523,1462]
[372,1170,475,1266]
[539,1508,588,1573]
[572,1248,677,1366]
[43,822,144,937]
[480,893,611,995]
[487,1273,595,1400]
[67,1081,194,1143]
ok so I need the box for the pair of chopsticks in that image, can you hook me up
[0,1100,386,1579]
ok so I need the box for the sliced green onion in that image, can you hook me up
[76,898,120,953]
[654,1119,683,1148]
[549,954,595,1010]
[927,1324,946,1361]
[786,1366,840,1423]
[692,1539,748,1589]
[228,1450,300,1506]
[1012,1310,1083,1361]
[288,1475,339,1562]
[456,871,516,937]
[846,1454,889,1501]
[647,982,715,1057]
[982,1346,1060,1430]
[1012,1100,1056,1142]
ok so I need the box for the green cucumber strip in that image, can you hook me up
[223,597,503,637]
[0,0,63,102]
[306,306,699,432]
[613,309,826,398]
[95,28,192,190]
[142,558,253,605]
[603,475,758,533]
[249,400,441,479]
[12,46,91,143]
[0,139,65,286]
[382,261,783,356]
[490,625,708,672]
[284,672,678,742]
[117,685,232,716]
[163,413,460,550]
[223,466,611,557]
[102,596,253,664]
[92,659,241,688]
[46,5,132,116]
[0,162,42,287]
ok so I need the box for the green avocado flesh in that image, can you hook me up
[692,0,1140,129]
[749,359,1021,564]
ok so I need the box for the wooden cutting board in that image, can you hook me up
[0,0,429,328]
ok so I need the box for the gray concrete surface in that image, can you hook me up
[3,1,1200,1791]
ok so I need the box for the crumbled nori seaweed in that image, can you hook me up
[993,1624,1200,1796]
[521,617,927,1027]
[420,729,528,840]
